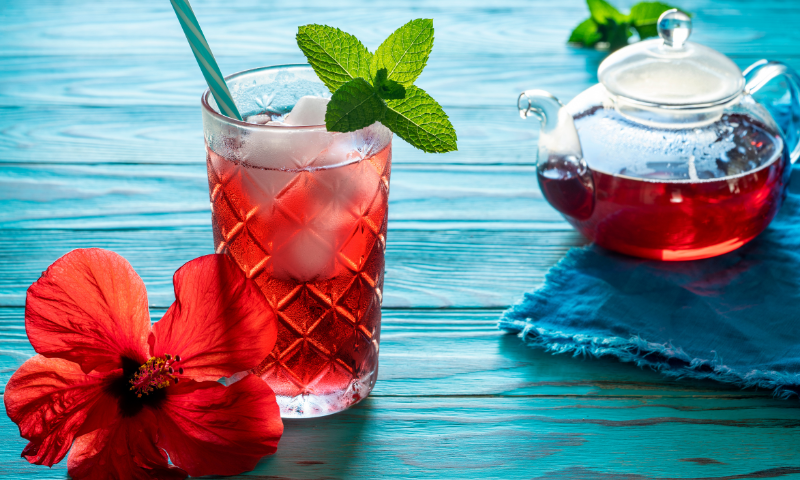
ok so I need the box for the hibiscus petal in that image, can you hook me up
[151,254,277,381]
[67,407,187,480]
[26,249,151,373]
[3,355,118,466]
[156,375,283,477]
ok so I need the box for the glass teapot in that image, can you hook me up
[519,10,800,261]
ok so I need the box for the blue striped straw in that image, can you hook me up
[170,0,243,121]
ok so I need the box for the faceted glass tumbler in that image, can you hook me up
[201,65,392,418]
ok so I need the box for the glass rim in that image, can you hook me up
[200,64,328,131]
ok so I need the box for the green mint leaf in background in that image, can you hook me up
[568,17,603,47]
[370,18,434,86]
[587,0,626,24]
[629,2,686,39]
[382,85,457,153]
[600,19,633,51]
[569,0,690,51]
[374,68,406,100]
[585,0,632,51]
[296,24,372,92]
[324,77,386,133]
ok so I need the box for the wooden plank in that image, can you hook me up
[2,0,800,59]
[0,54,604,110]
[0,164,568,230]
[1,307,759,397]
[0,229,584,308]
[0,105,538,166]
[0,55,796,118]
[2,51,793,109]
[4,395,800,480]
[247,394,800,479]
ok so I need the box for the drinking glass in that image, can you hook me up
[201,65,392,418]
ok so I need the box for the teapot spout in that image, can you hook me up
[518,90,595,220]
[518,90,586,170]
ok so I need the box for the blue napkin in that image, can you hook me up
[499,168,800,398]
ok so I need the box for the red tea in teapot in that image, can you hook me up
[540,111,788,261]
[522,9,800,261]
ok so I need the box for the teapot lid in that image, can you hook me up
[598,10,745,108]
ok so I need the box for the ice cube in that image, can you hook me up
[311,134,363,168]
[239,123,334,170]
[271,226,338,282]
[314,156,383,238]
[243,113,274,125]
[284,96,330,126]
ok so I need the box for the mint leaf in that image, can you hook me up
[584,0,631,50]
[629,2,685,39]
[297,24,372,92]
[382,86,457,153]
[569,0,690,51]
[325,78,385,133]
[370,18,434,86]
[587,0,626,24]
[601,20,633,50]
[374,68,406,100]
[569,17,603,47]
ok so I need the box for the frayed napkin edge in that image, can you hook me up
[498,246,800,400]
[498,317,800,400]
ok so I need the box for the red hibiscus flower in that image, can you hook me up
[4,249,283,479]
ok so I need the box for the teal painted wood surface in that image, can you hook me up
[2,0,800,478]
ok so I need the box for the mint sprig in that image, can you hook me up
[297,19,457,153]
[569,0,690,51]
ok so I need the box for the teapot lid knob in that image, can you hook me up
[658,9,692,48]
[598,9,744,108]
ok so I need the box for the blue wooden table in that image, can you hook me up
[3,0,800,478]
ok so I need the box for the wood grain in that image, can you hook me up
[0,164,571,230]
[0,105,539,166]
[5,395,800,479]
[0,229,583,308]
[1,0,799,110]
[1,307,763,395]
[3,0,800,478]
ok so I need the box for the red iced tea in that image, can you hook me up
[206,142,391,415]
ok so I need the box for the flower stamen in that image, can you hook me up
[129,354,182,397]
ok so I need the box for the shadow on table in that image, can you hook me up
[496,329,758,396]
[226,399,374,479]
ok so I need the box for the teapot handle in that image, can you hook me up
[744,60,800,164]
